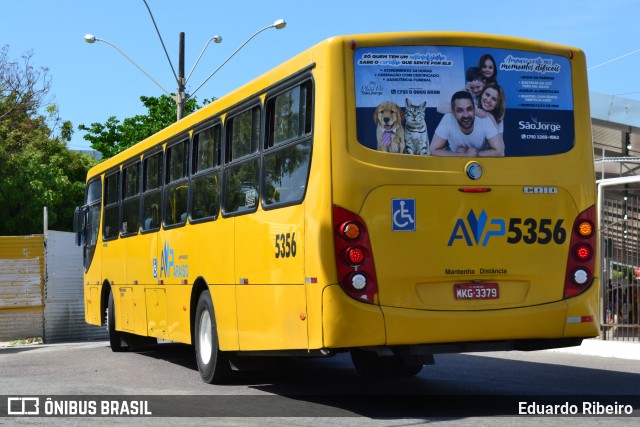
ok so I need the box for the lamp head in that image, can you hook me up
[213,35,222,43]
[84,34,97,44]
[273,19,286,30]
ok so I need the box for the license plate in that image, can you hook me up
[454,283,499,300]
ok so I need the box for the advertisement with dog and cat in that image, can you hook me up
[354,45,574,157]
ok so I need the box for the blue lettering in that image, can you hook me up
[160,241,174,278]
[467,210,488,245]
[482,219,506,246]
[174,264,189,278]
[448,219,473,246]
[448,210,506,247]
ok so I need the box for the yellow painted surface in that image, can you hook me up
[0,236,44,341]
[0,236,44,309]
[144,288,167,339]
[359,185,578,309]
[322,285,386,348]
[118,287,134,332]
[86,286,100,325]
[210,284,237,350]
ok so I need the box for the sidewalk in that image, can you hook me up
[548,338,640,360]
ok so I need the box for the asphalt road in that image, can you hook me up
[1,340,639,425]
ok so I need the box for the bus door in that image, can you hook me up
[74,178,102,326]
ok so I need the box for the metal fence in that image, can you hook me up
[601,194,640,341]
[43,231,107,343]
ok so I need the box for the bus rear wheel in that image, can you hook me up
[350,349,423,378]
[195,290,232,384]
[107,289,125,352]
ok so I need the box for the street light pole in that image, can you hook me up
[188,19,287,100]
[84,14,285,121]
[83,34,174,99]
[177,32,185,120]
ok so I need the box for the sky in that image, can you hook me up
[1,0,639,150]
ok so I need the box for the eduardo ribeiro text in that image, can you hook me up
[519,401,633,415]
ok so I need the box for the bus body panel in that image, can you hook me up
[85,286,101,325]
[381,283,600,345]
[322,284,386,348]
[210,284,238,350]
[125,233,159,288]
[321,279,599,348]
[196,219,237,349]
[359,184,578,310]
[235,205,308,350]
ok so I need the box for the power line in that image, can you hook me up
[588,48,640,71]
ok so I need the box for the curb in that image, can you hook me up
[547,338,640,360]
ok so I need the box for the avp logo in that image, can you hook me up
[158,241,189,279]
[448,210,506,247]
[160,241,174,278]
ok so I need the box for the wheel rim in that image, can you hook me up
[198,310,213,365]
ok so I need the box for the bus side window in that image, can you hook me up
[121,161,141,236]
[102,170,120,240]
[263,80,313,208]
[142,151,162,232]
[164,138,189,226]
[190,124,221,222]
[223,105,261,215]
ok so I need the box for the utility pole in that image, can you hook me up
[177,32,186,120]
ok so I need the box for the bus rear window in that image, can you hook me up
[354,46,574,157]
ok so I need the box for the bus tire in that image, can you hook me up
[350,349,423,378]
[107,289,126,352]
[194,290,232,384]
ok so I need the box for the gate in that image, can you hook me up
[600,181,640,341]
[43,231,107,343]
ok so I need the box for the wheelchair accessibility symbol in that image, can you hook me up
[392,198,416,231]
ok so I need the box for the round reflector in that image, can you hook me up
[351,273,367,290]
[573,269,589,285]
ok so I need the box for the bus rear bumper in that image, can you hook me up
[322,280,600,351]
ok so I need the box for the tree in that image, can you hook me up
[0,45,95,235]
[0,45,51,122]
[79,94,210,159]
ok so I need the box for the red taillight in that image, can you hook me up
[458,188,492,193]
[574,244,593,261]
[346,247,365,265]
[333,205,378,304]
[564,206,597,298]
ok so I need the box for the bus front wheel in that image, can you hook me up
[350,348,423,378]
[107,290,125,352]
[194,290,232,384]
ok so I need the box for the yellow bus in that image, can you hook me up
[75,31,599,383]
